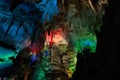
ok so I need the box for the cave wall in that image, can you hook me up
[0,0,108,79]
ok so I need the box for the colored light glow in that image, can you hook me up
[36,0,59,23]
[30,52,38,64]
[45,28,67,45]
[73,34,97,53]
[0,46,16,69]
[30,43,41,53]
